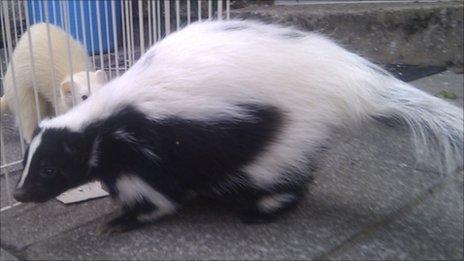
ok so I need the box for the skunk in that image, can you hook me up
[1,23,107,142]
[13,20,463,232]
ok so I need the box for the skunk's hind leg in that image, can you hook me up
[98,197,177,234]
[97,198,156,234]
[239,182,308,224]
[98,175,178,234]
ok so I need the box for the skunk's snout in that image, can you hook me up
[14,186,56,203]
[13,188,30,202]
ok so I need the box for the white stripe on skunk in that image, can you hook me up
[15,20,463,229]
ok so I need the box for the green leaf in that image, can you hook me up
[436,90,457,100]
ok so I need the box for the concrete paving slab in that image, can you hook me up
[410,70,464,107]
[0,179,118,252]
[329,171,463,260]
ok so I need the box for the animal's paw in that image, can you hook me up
[238,209,277,224]
[96,214,142,235]
[239,192,302,224]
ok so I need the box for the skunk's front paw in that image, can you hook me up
[97,213,143,235]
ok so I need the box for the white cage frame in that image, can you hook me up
[0,0,231,212]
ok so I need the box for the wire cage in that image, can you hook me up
[0,0,232,212]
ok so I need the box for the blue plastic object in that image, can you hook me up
[27,0,121,54]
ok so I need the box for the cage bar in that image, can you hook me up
[175,0,180,30]
[44,1,60,116]
[129,1,135,63]
[147,0,152,45]
[79,0,93,92]
[164,0,171,35]
[88,2,97,68]
[156,1,161,39]
[2,1,26,154]
[218,0,223,20]
[122,1,128,70]
[24,0,42,122]
[139,0,145,54]
[95,1,104,70]
[111,0,120,76]
[198,0,202,21]
[208,0,212,19]
[105,0,112,78]
[187,0,191,24]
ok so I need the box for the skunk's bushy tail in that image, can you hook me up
[365,67,463,173]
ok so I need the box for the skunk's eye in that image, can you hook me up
[81,95,88,101]
[41,167,58,178]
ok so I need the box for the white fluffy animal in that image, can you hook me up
[13,20,463,231]
[0,23,107,142]
[59,70,107,109]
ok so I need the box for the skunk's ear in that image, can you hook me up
[95,70,107,85]
[60,80,73,99]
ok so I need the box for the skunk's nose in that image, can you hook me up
[13,188,29,202]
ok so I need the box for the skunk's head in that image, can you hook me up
[13,127,93,203]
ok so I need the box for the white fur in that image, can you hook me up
[113,129,138,143]
[116,175,177,221]
[60,69,107,108]
[39,20,463,189]
[258,193,296,213]
[88,136,101,168]
[1,23,107,142]
[139,147,160,162]
[17,130,43,188]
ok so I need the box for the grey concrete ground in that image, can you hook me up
[0,71,463,260]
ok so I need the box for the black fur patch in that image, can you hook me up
[89,104,284,205]
[200,160,316,223]
[15,128,94,202]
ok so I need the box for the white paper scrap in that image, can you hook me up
[56,181,109,204]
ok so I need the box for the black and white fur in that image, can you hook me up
[13,20,463,231]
